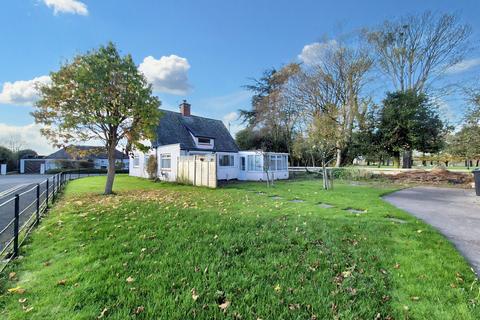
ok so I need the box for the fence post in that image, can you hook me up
[13,194,19,257]
[46,178,49,207]
[36,183,40,223]
[53,175,56,201]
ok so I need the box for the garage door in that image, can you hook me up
[24,160,45,174]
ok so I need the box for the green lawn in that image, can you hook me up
[0,175,478,319]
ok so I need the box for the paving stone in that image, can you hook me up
[289,199,304,203]
[318,203,334,208]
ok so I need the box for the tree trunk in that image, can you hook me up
[393,151,400,168]
[402,150,412,169]
[335,148,342,167]
[322,160,328,190]
[104,146,117,195]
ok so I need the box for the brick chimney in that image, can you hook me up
[179,100,191,116]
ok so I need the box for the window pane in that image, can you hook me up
[219,155,233,167]
[255,155,262,171]
[160,154,171,169]
[133,155,140,167]
[248,155,254,171]
[269,155,276,170]
[198,137,211,144]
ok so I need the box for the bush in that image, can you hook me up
[331,168,374,180]
[146,156,158,179]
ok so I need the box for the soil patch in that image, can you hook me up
[382,168,473,186]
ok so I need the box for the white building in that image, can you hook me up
[129,100,289,182]
[20,145,129,174]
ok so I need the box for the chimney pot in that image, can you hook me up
[179,100,191,116]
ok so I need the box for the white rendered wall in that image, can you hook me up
[156,144,181,182]
[216,152,239,180]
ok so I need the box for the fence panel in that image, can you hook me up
[177,155,217,188]
[0,173,77,272]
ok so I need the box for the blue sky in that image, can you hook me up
[1,0,479,154]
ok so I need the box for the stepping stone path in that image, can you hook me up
[344,208,367,214]
[317,203,334,208]
[256,192,266,195]
[386,217,407,224]
[270,196,282,200]
[289,199,305,203]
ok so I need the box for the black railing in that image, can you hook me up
[0,172,82,272]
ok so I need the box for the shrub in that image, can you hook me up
[146,155,158,179]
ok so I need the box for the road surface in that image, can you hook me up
[384,187,480,275]
[0,175,55,252]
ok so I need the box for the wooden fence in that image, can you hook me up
[177,155,217,188]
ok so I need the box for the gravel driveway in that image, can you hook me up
[384,187,480,275]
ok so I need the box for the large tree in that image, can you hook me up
[34,43,161,194]
[365,11,471,93]
[287,42,373,166]
[378,90,447,168]
[366,12,471,167]
[240,64,302,154]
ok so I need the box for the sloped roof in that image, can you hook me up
[153,110,239,152]
[46,145,128,160]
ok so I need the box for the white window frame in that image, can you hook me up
[133,154,140,168]
[160,153,171,170]
[219,154,235,167]
[197,137,212,145]
[247,155,263,172]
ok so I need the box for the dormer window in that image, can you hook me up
[198,137,212,145]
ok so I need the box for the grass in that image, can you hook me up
[0,175,479,319]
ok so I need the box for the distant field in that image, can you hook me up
[0,176,478,319]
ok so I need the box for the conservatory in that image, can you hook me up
[237,151,289,181]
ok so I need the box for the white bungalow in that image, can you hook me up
[129,100,289,182]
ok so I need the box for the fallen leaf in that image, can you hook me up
[288,303,300,310]
[191,288,199,301]
[135,306,145,314]
[97,307,108,318]
[8,287,26,294]
[274,284,281,292]
[23,306,33,313]
[57,279,67,286]
[18,298,27,303]
[219,300,230,311]
[411,296,420,301]
[9,272,16,280]
[394,263,400,269]
[126,276,135,283]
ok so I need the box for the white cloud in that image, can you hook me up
[43,0,88,16]
[0,76,51,106]
[0,123,55,155]
[298,40,338,65]
[222,112,244,136]
[445,58,480,74]
[222,112,238,123]
[139,55,191,95]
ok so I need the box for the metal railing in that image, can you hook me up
[0,172,84,272]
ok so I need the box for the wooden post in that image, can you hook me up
[36,184,40,223]
[13,194,20,257]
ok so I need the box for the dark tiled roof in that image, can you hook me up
[153,110,239,152]
[46,145,128,160]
